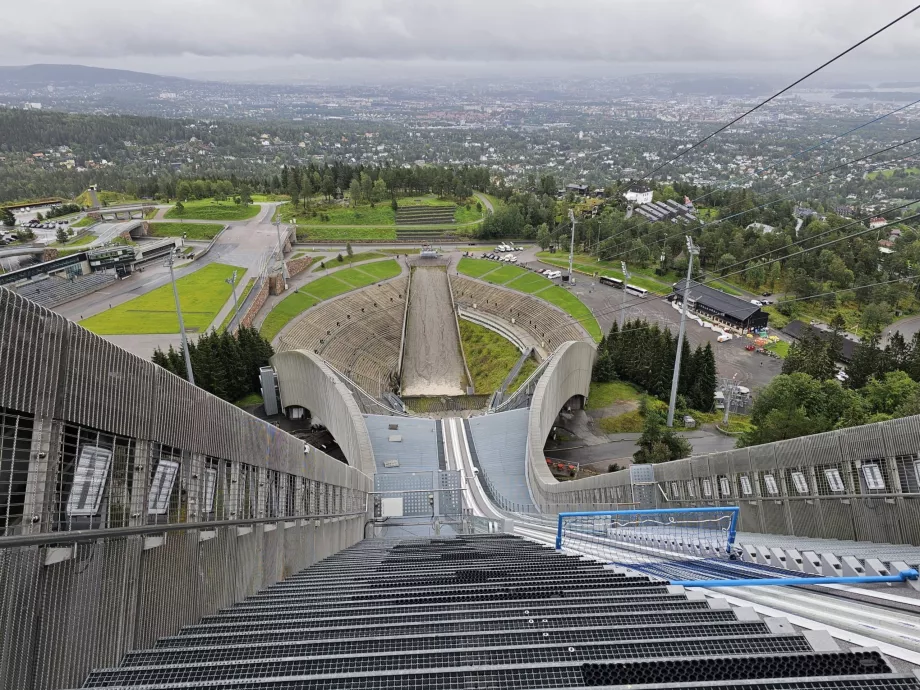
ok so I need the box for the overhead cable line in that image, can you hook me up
[622,3,920,192]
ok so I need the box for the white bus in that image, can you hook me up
[625,284,648,298]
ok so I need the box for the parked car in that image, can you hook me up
[761,291,772,297]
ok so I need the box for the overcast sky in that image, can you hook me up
[5,0,920,81]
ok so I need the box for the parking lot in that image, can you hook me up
[525,260,784,391]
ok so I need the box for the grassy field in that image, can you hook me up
[71,216,96,228]
[297,227,398,241]
[165,199,261,221]
[766,340,790,358]
[508,355,538,392]
[54,233,96,247]
[867,167,920,180]
[459,319,523,393]
[260,259,401,341]
[457,258,602,341]
[251,194,289,202]
[505,272,553,294]
[585,381,642,410]
[148,222,225,240]
[457,257,499,278]
[541,287,602,340]
[312,251,388,271]
[217,278,256,333]
[598,410,644,434]
[80,263,243,335]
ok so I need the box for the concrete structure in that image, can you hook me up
[271,349,376,477]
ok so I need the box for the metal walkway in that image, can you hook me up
[74,534,920,690]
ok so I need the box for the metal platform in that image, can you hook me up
[73,534,920,690]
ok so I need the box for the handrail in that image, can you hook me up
[0,511,366,548]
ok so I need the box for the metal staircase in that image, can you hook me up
[74,534,920,690]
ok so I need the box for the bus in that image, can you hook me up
[599,276,624,289]
[625,284,648,298]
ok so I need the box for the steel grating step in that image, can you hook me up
[225,590,684,616]
[74,653,897,690]
[126,623,774,666]
[157,610,742,647]
[185,601,717,632]
[85,636,815,686]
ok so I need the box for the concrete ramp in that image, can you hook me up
[401,266,466,397]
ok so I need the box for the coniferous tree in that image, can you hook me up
[847,333,883,389]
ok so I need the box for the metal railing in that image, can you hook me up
[0,510,365,690]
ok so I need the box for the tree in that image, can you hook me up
[175,200,185,214]
[690,343,717,410]
[860,302,891,335]
[301,175,314,210]
[348,179,362,207]
[847,333,883,389]
[55,227,69,244]
[372,178,388,203]
[238,184,252,206]
[391,197,399,212]
[536,223,552,250]
[346,242,353,259]
[633,400,692,464]
[862,371,920,416]
[1,208,14,227]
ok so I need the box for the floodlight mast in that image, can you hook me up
[619,261,631,330]
[165,250,195,386]
[667,236,699,427]
[567,209,576,284]
[226,270,240,333]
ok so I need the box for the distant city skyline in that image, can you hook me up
[5,0,920,83]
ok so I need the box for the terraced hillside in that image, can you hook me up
[396,205,456,225]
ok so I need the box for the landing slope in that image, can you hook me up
[401,266,466,396]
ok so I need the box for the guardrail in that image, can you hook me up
[0,511,366,690]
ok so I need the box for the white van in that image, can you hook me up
[547,270,562,280]
[717,333,732,343]
[750,299,763,307]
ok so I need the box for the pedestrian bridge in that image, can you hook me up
[3,288,920,690]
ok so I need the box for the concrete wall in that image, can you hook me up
[240,279,269,328]
[272,349,376,477]
[285,255,313,278]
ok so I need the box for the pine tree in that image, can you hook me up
[693,342,718,411]
[847,333,882,389]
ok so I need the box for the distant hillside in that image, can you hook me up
[0,64,192,86]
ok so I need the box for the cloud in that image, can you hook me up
[6,0,920,64]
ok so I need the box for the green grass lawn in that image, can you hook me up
[459,319,524,393]
[235,392,264,407]
[71,216,96,228]
[296,227,397,241]
[598,410,644,434]
[283,194,478,228]
[484,264,526,285]
[260,259,401,341]
[80,263,243,335]
[508,355,538,392]
[165,199,261,221]
[457,257,499,278]
[586,381,642,409]
[540,286,602,341]
[251,193,289,202]
[217,278,256,333]
[148,222,225,240]
[867,167,920,180]
[505,272,553,294]
[458,258,602,341]
[312,251,388,271]
[54,233,96,247]
[766,340,790,358]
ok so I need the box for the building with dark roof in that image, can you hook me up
[782,320,857,363]
[672,279,768,332]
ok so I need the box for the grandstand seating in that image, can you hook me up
[10,272,117,308]
[451,274,588,352]
[278,277,407,396]
[77,534,915,690]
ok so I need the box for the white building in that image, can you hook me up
[624,186,653,205]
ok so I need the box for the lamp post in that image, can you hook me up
[667,236,699,427]
[225,270,239,333]
[619,261,631,330]
[165,251,195,386]
[567,209,576,285]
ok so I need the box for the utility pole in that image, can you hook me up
[722,374,738,425]
[225,270,240,333]
[667,236,699,427]
[165,251,195,386]
[619,261,631,330]
[567,208,576,285]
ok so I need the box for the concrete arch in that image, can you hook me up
[271,350,376,477]
[526,340,597,509]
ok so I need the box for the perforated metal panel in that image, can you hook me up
[376,472,433,516]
